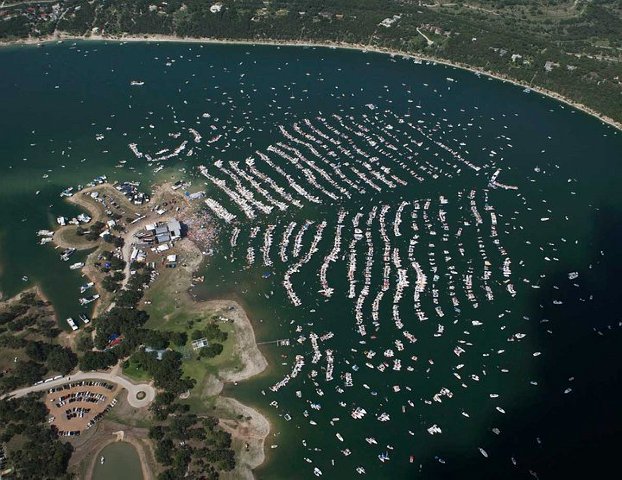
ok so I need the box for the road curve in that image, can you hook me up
[5,371,156,408]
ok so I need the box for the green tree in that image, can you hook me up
[46,347,78,375]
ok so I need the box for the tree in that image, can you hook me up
[14,361,46,385]
[168,331,187,347]
[46,347,78,375]
[111,271,125,282]
[149,425,166,440]
[76,332,94,352]
[199,343,223,359]
[25,341,51,362]
[79,351,117,371]
[142,329,170,350]
[204,323,228,342]
[0,395,74,480]
[155,438,174,465]
[102,275,120,293]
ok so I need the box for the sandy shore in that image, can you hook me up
[2,31,621,133]
[3,180,270,477]
[210,300,268,385]
[218,397,270,480]
[52,181,184,318]
[53,189,107,250]
[51,184,124,318]
[141,206,270,478]
[171,239,268,384]
[75,418,156,480]
[0,285,54,315]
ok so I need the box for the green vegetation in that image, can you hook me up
[122,357,152,382]
[75,330,94,352]
[148,409,235,479]
[75,252,235,476]
[1,1,621,123]
[0,394,73,479]
[83,220,106,241]
[0,291,76,393]
[130,349,195,394]
[144,296,239,402]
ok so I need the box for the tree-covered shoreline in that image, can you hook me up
[1,0,621,124]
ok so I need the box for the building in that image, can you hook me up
[139,219,182,245]
[165,254,178,268]
[155,225,171,244]
[166,219,182,239]
[191,338,209,350]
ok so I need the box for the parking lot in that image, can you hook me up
[44,380,120,436]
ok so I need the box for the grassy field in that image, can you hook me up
[0,346,26,372]
[122,357,152,382]
[54,226,98,250]
[143,265,243,415]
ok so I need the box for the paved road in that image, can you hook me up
[5,371,156,408]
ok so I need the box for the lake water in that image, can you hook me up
[91,441,142,480]
[0,41,620,479]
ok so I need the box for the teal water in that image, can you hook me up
[0,41,621,479]
[91,441,143,480]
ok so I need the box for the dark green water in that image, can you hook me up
[91,441,143,480]
[0,41,620,479]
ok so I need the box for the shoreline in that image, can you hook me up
[1,32,620,133]
[167,238,271,479]
[47,179,271,478]
[78,420,156,480]
[87,436,153,480]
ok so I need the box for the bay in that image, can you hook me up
[0,41,620,479]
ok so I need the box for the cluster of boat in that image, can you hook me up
[65,313,90,332]
[182,105,552,476]
[229,189,512,337]
[33,52,587,477]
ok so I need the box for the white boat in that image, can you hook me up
[60,248,76,261]
[79,294,100,305]
[69,262,84,270]
[66,318,78,331]
[100,456,105,464]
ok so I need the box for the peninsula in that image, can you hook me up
[1,178,269,480]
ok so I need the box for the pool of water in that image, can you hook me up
[91,442,143,480]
